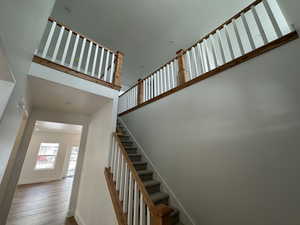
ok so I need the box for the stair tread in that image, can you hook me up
[137,170,153,175]
[143,180,160,187]
[133,161,146,165]
[150,192,169,203]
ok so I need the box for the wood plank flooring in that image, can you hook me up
[6,177,77,225]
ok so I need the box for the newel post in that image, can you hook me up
[137,79,144,105]
[113,51,124,88]
[176,49,188,85]
[151,204,173,225]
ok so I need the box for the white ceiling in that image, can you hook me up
[35,120,82,134]
[28,76,109,115]
[51,0,252,87]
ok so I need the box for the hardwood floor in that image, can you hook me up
[6,177,78,225]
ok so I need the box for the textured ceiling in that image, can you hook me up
[51,0,252,87]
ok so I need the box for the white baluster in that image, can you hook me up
[192,47,199,77]
[119,155,125,200]
[262,0,282,38]
[196,43,205,74]
[203,39,211,72]
[143,80,146,102]
[116,151,121,189]
[186,51,193,79]
[123,163,129,212]
[133,183,139,225]
[61,30,72,65]
[156,72,160,95]
[160,69,164,94]
[140,196,145,225]
[42,21,57,58]
[104,51,110,81]
[98,48,105,79]
[109,53,115,83]
[147,207,151,225]
[110,135,116,172]
[241,13,256,50]
[251,5,268,45]
[232,19,245,56]
[163,67,167,92]
[153,74,157,97]
[52,26,65,61]
[128,174,134,225]
[113,146,119,181]
[224,25,235,60]
[91,46,99,77]
[77,38,86,71]
[170,62,175,88]
[209,35,218,68]
[84,41,93,74]
[70,34,79,68]
[216,30,226,65]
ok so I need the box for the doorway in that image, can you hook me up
[6,120,83,225]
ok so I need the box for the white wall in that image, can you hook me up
[122,34,300,225]
[18,131,81,185]
[75,101,117,225]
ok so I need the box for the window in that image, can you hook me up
[67,146,79,176]
[35,143,59,170]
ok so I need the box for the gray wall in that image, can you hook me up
[122,21,300,225]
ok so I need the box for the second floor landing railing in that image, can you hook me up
[33,18,123,90]
[118,0,298,115]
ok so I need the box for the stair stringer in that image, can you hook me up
[118,118,196,225]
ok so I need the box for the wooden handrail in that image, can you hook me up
[48,17,116,54]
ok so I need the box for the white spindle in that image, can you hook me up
[143,80,146,102]
[166,64,170,90]
[171,62,175,88]
[113,146,119,181]
[163,67,167,92]
[140,196,145,225]
[77,38,87,71]
[262,0,282,38]
[233,19,245,56]
[224,25,235,60]
[216,30,226,64]
[186,51,193,79]
[157,72,161,95]
[91,46,99,76]
[70,34,79,67]
[196,43,205,74]
[110,136,116,171]
[116,151,121,189]
[42,21,57,58]
[61,30,72,65]
[147,207,151,225]
[251,5,268,45]
[84,41,93,74]
[110,54,115,83]
[104,51,110,81]
[209,35,218,68]
[128,173,134,225]
[133,183,139,225]
[192,47,199,76]
[241,13,256,50]
[123,163,129,212]
[98,48,105,79]
[52,26,65,61]
[119,155,125,200]
[203,39,211,72]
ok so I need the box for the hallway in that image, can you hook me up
[6,177,77,225]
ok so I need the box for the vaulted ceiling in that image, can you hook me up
[51,0,252,87]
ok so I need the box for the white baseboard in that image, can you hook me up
[118,118,196,225]
[75,213,86,225]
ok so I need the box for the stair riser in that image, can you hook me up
[129,155,142,161]
[122,143,134,147]
[134,164,147,171]
[154,197,169,206]
[125,149,137,154]
[139,174,153,181]
[146,184,161,194]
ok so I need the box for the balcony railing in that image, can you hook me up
[118,0,298,115]
[33,18,123,90]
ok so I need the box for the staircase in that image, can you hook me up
[116,120,183,225]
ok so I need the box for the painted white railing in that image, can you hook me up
[35,18,118,85]
[118,0,296,114]
[108,133,172,225]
